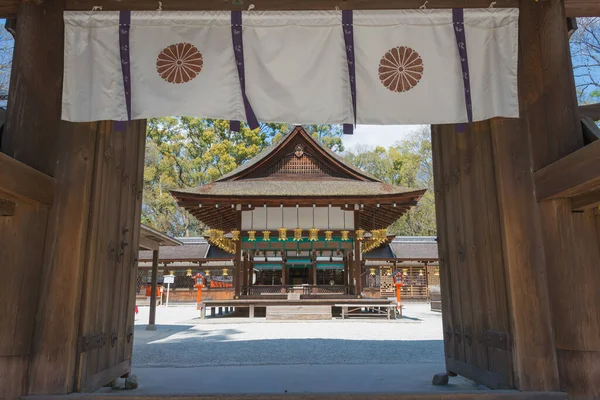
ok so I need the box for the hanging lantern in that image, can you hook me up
[278,227,287,241]
[369,268,376,276]
[216,230,224,240]
[419,268,424,276]
[231,229,240,241]
[186,269,192,277]
[205,270,210,276]
[169,270,175,276]
[434,267,440,276]
[309,227,319,241]
[402,268,408,275]
[248,230,256,241]
[222,268,229,276]
[340,230,349,241]
[262,230,271,241]
[293,227,303,241]
[324,230,333,241]
[208,229,216,241]
[355,229,365,241]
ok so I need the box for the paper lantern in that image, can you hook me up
[293,228,303,241]
[278,227,287,241]
[324,230,333,241]
[308,227,319,241]
[340,230,349,241]
[248,231,256,241]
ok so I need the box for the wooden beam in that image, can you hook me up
[571,188,600,211]
[0,152,55,206]
[138,235,159,251]
[61,0,597,17]
[534,140,600,200]
[580,103,600,121]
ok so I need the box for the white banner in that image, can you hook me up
[62,9,519,125]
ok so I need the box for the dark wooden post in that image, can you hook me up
[343,251,349,288]
[282,263,287,285]
[234,212,242,298]
[147,250,159,330]
[519,0,600,396]
[353,211,362,297]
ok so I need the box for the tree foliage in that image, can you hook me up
[343,127,436,236]
[570,17,600,104]
[142,120,342,236]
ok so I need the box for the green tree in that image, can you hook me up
[142,120,343,236]
[343,127,436,236]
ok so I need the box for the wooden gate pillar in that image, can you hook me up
[520,0,600,397]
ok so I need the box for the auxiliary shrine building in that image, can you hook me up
[169,126,426,299]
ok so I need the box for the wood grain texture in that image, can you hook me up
[490,117,559,391]
[571,188,600,211]
[556,350,600,399]
[2,0,64,176]
[534,140,600,200]
[579,103,600,120]
[27,122,98,395]
[0,198,15,215]
[432,123,513,389]
[0,153,55,206]
[0,355,28,400]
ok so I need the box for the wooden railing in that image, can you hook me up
[242,285,354,296]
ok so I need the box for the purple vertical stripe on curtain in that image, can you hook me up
[231,11,259,132]
[342,10,356,135]
[115,10,132,132]
[452,8,473,133]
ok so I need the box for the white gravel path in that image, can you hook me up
[132,303,444,368]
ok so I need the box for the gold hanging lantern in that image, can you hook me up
[402,268,408,275]
[308,227,319,241]
[169,270,175,276]
[262,230,271,241]
[355,229,365,241]
[278,227,287,241]
[419,268,424,276]
[434,267,440,276]
[248,230,256,241]
[222,268,228,276]
[186,269,192,277]
[204,270,210,276]
[324,230,333,241]
[208,229,216,241]
[340,230,349,241]
[293,227,303,241]
[231,229,240,241]
[216,230,224,240]
[369,268,376,276]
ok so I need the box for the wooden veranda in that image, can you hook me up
[1,0,600,399]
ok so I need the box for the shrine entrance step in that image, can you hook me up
[266,305,332,320]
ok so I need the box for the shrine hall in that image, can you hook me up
[170,126,426,301]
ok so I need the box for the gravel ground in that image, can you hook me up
[132,303,444,368]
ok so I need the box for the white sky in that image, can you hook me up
[341,125,428,151]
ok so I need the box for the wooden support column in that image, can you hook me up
[343,252,349,287]
[353,211,362,297]
[234,212,242,298]
[312,259,317,285]
[282,263,287,285]
[147,250,159,330]
[519,0,600,396]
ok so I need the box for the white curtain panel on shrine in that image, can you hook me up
[62,9,518,124]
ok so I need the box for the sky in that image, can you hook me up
[341,124,427,150]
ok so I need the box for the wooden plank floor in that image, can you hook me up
[266,305,332,320]
[23,391,568,400]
